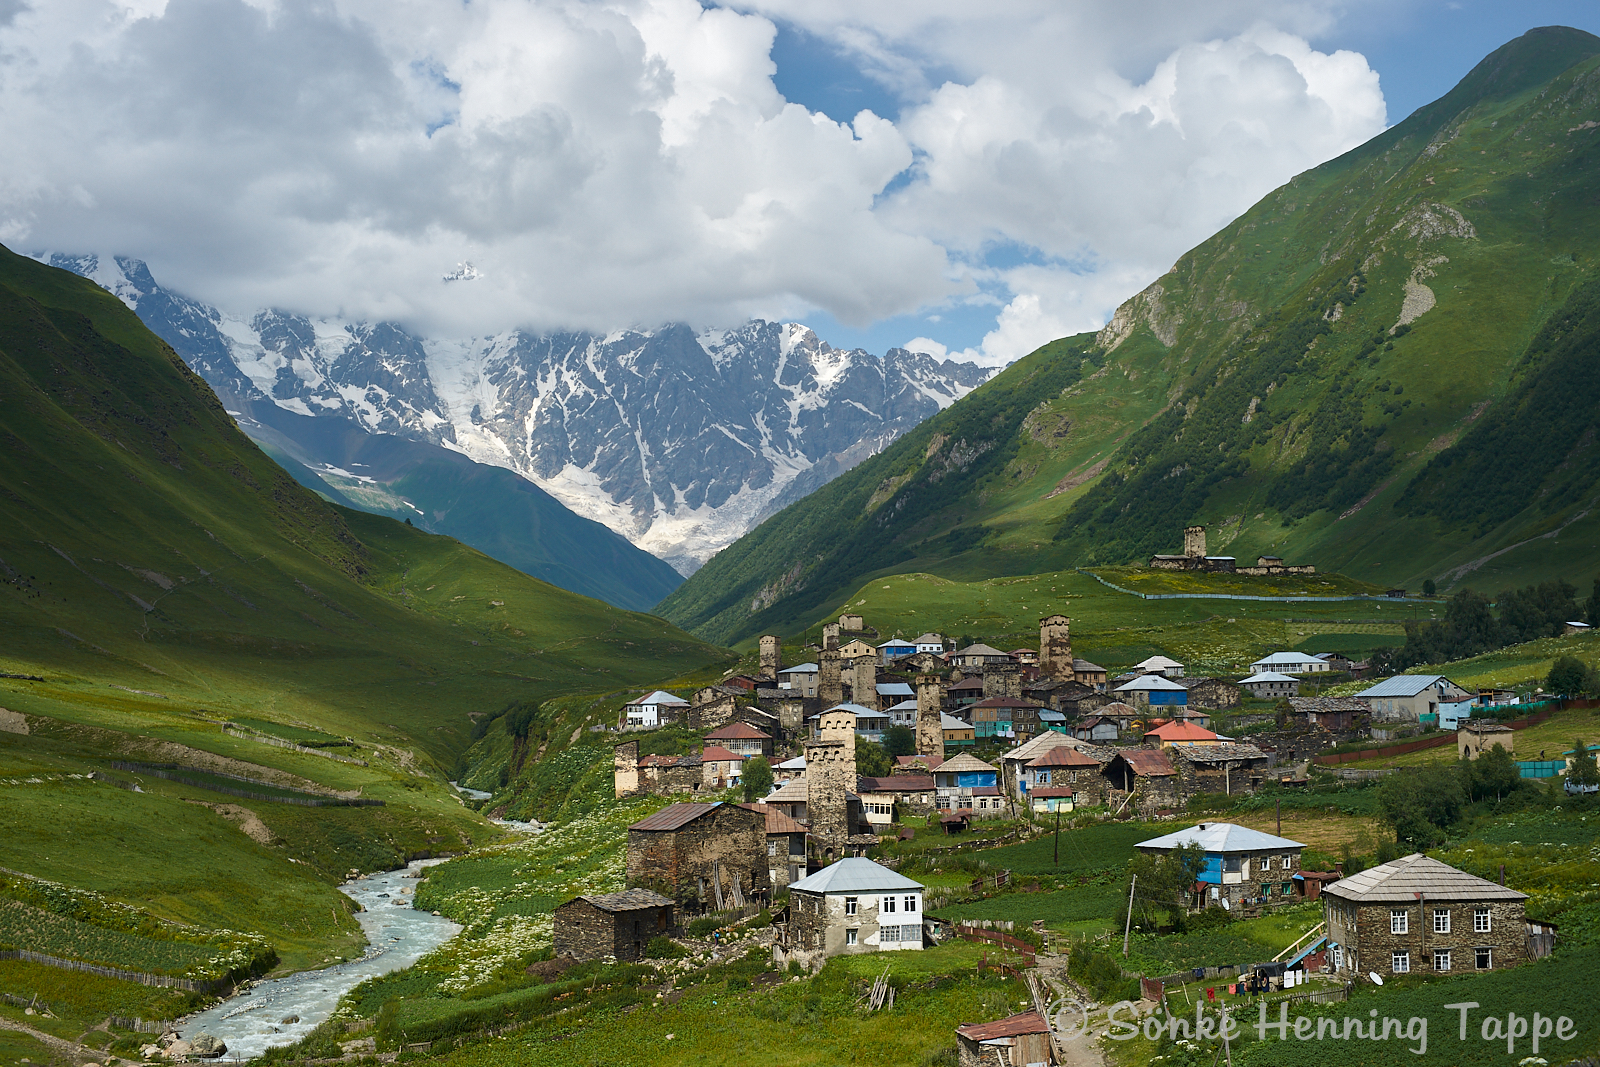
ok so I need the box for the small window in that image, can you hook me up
[1433,909,1450,934]
[1474,908,1491,933]
[882,896,897,914]
[1333,945,1343,970]
[904,895,918,913]
[845,897,857,916]
[1392,952,1409,974]
[768,841,778,856]
[1223,856,1241,873]
[1390,910,1408,935]
[1434,950,1451,972]
[846,928,858,946]
[1476,947,1492,969]
[880,924,899,943]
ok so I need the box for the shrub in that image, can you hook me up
[644,937,686,959]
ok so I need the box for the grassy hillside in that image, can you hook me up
[661,27,1600,646]
[0,243,730,974]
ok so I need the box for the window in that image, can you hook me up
[1433,909,1451,934]
[1434,950,1451,972]
[1390,910,1409,935]
[1392,952,1410,974]
[845,897,857,916]
[1476,947,1492,969]
[846,928,857,946]
[1333,945,1343,970]
[769,868,778,883]
[1474,908,1491,933]
[880,925,900,943]
[904,895,918,913]
[882,896,897,914]
[768,841,779,856]
[1223,856,1241,873]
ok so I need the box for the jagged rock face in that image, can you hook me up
[49,256,988,573]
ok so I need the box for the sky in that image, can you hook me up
[1,1,1598,367]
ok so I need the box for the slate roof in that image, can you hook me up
[628,801,725,831]
[857,775,936,793]
[957,1011,1051,1041]
[1460,721,1513,734]
[1287,697,1369,714]
[1322,854,1527,904]
[1097,701,1139,717]
[704,721,771,740]
[1170,742,1269,763]
[896,754,945,771]
[1073,658,1108,672]
[937,753,999,774]
[1000,731,1084,763]
[1356,674,1461,698]
[1136,821,1305,852]
[788,857,925,894]
[956,643,1011,658]
[572,888,675,912]
[1110,750,1176,777]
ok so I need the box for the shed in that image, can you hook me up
[955,1010,1055,1067]
[552,889,674,962]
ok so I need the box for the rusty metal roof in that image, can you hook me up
[1026,746,1100,768]
[956,1011,1051,1041]
[737,802,809,836]
[704,721,771,739]
[856,775,935,793]
[1112,750,1176,776]
[628,801,723,831]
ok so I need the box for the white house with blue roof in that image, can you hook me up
[1137,822,1306,910]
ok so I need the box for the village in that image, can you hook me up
[528,542,1596,1064]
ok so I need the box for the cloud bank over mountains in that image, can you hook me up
[0,0,1386,366]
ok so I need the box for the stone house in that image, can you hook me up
[626,801,769,911]
[777,858,926,966]
[1169,742,1273,798]
[552,889,674,962]
[705,721,773,758]
[1323,854,1532,978]
[739,803,809,890]
[1103,750,1179,811]
[1355,674,1474,721]
[700,745,745,789]
[1181,677,1241,709]
[947,676,986,706]
[1238,671,1299,699]
[1116,673,1189,708]
[955,1011,1056,1067]
[1136,822,1305,911]
[1458,722,1515,759]
[1024,745,1104,806]
[1287,696,1369,732]
[688,690,739,732]
[953,643,1013,668]
[619,690,689,730]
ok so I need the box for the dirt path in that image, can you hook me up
[0,1014,126,1064]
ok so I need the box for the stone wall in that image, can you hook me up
[688,693,738,732]
[805,739,851,859]
[553,899,673,962]
[982,665,1022,700]
[844,659,879,711]
[1183,525,1207,558]
[1184,678,1240,709]
[626,805,768,910]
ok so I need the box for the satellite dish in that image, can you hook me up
[1369,972,1384,986]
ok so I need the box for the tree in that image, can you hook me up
[883,724,917,757]
[1569,739,1600,788]
[1588,577,1600,627]
[1462,746,1520,803]
[1273,697,1293,728]
[1378,765,1464,847]
[1124,843,1206,930]
[1548,655,1590,696]
[856,738,892,778]
[1422,578,1436,596]
[741,756,773,802]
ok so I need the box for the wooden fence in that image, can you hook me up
[952,923,1036,967]
[108,1016,177,1034]
[1314,707,1554,766]
[223,728,368,766]
[0,949,228,993]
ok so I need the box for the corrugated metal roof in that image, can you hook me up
[630,689,689,705]
[736,803,809,836]
[937,753,998,773]
[956,1011,1051,1040]
[704,721,771,739]
[1112,750,1176,777]
[999,731,1083,763]
[572,888,675,912]
[1134,655,1184,670]
[1322,854,1527,903]
[886,699,919,712]
[1239,672,1298,684]
[1136,821,1305,852]
[877,682,915,696]
[628,801,724,831]
[1117,674,1187,692]
[1027,746,1100,768]
[1356,674,1456,698]
[1145,721,1218,741]
[941,713,974,729]
[781,662,819,674]
[788,857,925,894]
[701,745,742,762]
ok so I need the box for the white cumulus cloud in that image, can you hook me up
[0,0,1387,360]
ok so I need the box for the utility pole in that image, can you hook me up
[1123,874,1137,956]
[1276,797,1281,836]
[1054,807,1061,867]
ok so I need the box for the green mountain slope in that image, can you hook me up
[660,26,1600,646]
[0,243,728,762]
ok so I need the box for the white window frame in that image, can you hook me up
[1475,946,1492,969]
[1390,910,1409,934]
[1433,909,1450,934]
[846,928,857,946]
[845,896,857,916]
[882,896,897,914]
[1474,908,1491,933]
[1392,952,1409,974]
[904,895,918,913]
[1434,949,1451,972]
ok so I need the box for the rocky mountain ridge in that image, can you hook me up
[47,253,990,575]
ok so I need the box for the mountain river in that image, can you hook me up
[176,860,461,1059]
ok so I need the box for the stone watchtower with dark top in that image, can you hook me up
[1038,615,1072,681]
[1183,525,1207,559]
[915,673,945,761]
[759,635,781,681]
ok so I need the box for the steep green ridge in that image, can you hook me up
[661,27,1600,646]
[0,242,728,761]
[237,401,683,612]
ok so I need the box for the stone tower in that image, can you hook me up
[983,664,1022,700]
[1183,525,1207,558]
[844,657,879,711]
[804,705,858,859]
[759,635,781,681]
[613,740,639,799]
[915,674,945,761]
[819,648,844,706]
[821,623,841,650]
[1038,614,1073,681]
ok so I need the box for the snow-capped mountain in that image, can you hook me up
[46,254,991,574]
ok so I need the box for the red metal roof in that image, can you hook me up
[1026,746,1100,768]
[700,745,742,762]
[1113,750,1176,776]
[628,801,723,831]
[1144,721,1219,742]
[704,721,771,739]
[957,1011,1051,1041]
[856,775,936,793]
[736,803,809,836]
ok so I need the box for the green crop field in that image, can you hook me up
[0,900,214,975]
[0,959,200,1041]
